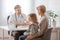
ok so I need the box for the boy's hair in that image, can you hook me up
[29,13,38,24]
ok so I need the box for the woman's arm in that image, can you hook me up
[33,19,48,38]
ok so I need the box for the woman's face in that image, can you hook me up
[37,8,41,15]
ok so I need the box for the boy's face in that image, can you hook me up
[28,17,32,22]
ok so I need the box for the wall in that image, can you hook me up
[0,0,2,26]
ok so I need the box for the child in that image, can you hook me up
[19,13,39,40]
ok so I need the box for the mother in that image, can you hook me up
[26,5,49,40]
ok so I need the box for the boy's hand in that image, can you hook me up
[26,35,34,40]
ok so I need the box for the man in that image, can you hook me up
[8,5,28,40]
[26,5,49,40]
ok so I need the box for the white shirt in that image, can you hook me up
[8,13,27,29]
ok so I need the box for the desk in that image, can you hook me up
[0,26,29,40]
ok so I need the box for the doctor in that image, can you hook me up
[8,5,28,40]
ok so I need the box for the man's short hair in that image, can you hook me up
[14,5,21,9]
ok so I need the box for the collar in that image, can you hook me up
[15,13,23,17]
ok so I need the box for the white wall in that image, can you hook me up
[35,0,60,27]
[35,0,49,10]
[0,0,2,26]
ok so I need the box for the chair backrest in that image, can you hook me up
[7,15,10,24]
[42,28,53,40]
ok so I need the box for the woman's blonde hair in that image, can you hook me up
[37,5,46,13]
[29,13,38,24]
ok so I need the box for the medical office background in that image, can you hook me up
[0,0,60,27]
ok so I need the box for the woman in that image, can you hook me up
[26,5,49,40]
[19,13,39,40]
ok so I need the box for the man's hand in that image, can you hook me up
[16,22,29,26]
[9,20,16,24]
[16,22,21,26]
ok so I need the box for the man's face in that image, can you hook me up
[15,8,21,14]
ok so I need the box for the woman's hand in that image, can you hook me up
[26,35,34,40]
